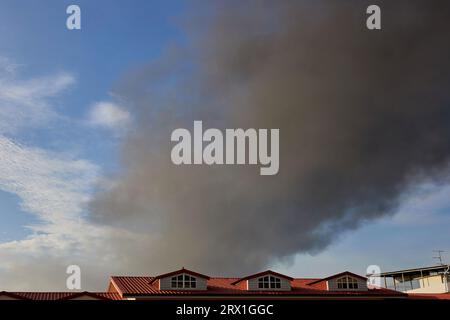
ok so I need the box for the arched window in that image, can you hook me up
[258,276,281,289]
[170,274,197,289]
[336,276,359,289]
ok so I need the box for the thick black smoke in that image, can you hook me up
[90,1,450,275]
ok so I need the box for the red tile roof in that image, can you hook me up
[94,292,123,300]
[59,292,122,300]
[0,291,27,300]
[3,291,121,300]
[0,270,409,300]
[109,275,406,298]
[408,293,450,300]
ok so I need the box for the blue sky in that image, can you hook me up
[0,0,189,289]
[0,0,186,239]
[0,1,449,290]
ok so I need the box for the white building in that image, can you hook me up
[374,265,450,294]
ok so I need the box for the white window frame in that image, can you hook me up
[170,274,197,289]
[258,275,282,289]
[336,276,359,290]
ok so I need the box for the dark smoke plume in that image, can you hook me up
[90,0,450,275]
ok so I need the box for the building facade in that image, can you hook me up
[373,265,450,294]
[3,267,450,300]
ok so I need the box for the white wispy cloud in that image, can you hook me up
[0,57,128,290]
[0,69,74,134]
[0,136,98,224]
[88,101,131,130]
[0,56,20,75]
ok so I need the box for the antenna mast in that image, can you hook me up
[433,250,445,265]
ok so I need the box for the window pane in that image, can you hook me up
[411,279,420,290]
[257,276,283,289]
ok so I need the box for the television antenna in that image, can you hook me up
[433,250,445,265]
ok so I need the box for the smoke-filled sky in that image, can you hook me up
[0,0,450,290]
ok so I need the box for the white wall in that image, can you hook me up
[327,276,368,291]
[406,275,447,294]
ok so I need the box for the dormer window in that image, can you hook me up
[337,276,359,289]
[170,274,197,289]
[258,276,281,289]
[230,270,292,291]
[152,268,209,290]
